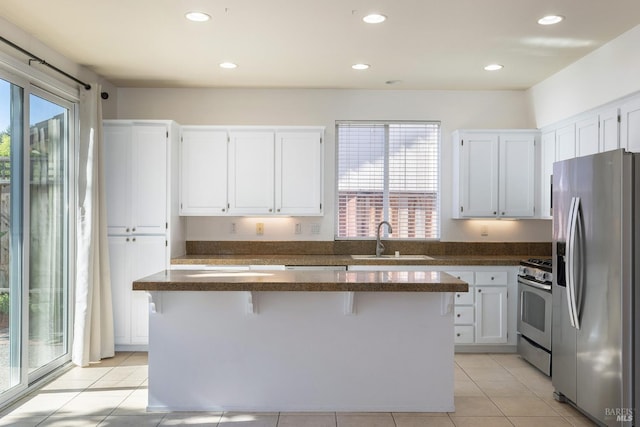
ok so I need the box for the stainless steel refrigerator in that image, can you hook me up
[552,149,639,426]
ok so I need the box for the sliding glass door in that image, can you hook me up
[28,92,70,376]
[0,76,24,397]
[0,73,73,403]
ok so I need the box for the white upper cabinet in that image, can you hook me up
[275,130,323,215]
[540,131,556,219]
[179,126,325,216]
[455,133,499,218]
[228,130,276,215]
[620,97,640,153]
[498,133,535,217]
[555,124,576,162]
[453,130,536,219]
[180,127,228,215]
[104,121,168,235]
[599,107,620,152]
[575,116,599,157]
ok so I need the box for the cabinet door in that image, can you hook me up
[599,108,620,153]
[458,133,499,217]
[108,235,131,345]
[132,123,168,234]
[620,98,640,152]
[498,134,535,217]
[555,124,576,162]
[180,128,228,215]
[540,131,555,219]
[275,131,323,215]
[475,286,508,344]
[104,124,132,235]
[228,131,275,214]
[575,116,600,157]
[130,235,167,345]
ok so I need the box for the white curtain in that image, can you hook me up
[72,84,114,366]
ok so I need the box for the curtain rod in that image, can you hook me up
[0,35,109,99]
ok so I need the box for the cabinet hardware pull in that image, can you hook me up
[277,208,280,212]
[493,211,497,215]
[456,333,461,337]
[222,208,225,212]
[132,228,136,232]
[269,208,272,212]
[456,294,460,298]
[132,238,136,242]
[126,238,130,242]
[457,314,461,317]
[126,228,130,232]
[501,212,505,215]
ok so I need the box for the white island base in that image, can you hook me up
[147,291,455,412]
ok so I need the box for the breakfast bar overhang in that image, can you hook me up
[133,269,468,412]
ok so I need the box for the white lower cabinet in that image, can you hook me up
[475,286,508,344]
[109,234,167,347]
[450,268,511,347]
[347,264,516,350]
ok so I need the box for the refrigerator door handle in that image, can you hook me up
[566,196,581,330]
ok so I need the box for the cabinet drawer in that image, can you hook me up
[454,306,474,324]
[447,271,474,285]
[454,290,474,305]
[475,271,507,285]
[454,325,474,344]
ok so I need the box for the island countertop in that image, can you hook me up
[132,269,468,292]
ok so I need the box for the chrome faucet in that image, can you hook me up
[376,221,393,257]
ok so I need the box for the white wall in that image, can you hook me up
[117,88,551,242]
[529,24,640,128]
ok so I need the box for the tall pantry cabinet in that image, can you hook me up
[104,120,184,349]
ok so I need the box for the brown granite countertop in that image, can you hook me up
[133,269,468,292]
[170,254,533,267]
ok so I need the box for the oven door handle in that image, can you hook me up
[517,277,551,291]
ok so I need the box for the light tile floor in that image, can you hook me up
[0,352,597,426]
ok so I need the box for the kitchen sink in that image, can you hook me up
[350,254,434,261]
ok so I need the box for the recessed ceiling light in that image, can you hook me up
[484,64,504,71]
[363,14,387,24]
[185,11,211,22]
[219,62,238,69]
[538,15,564,25]
[352,63,370,70]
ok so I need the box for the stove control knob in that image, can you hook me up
[518,266,529,276]
[534,271,552,282]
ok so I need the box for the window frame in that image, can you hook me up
[334,120,441,240]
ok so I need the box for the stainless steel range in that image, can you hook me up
[517,258,552,376]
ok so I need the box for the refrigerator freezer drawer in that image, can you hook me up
[518,334,551,376]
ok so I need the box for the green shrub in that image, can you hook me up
[0,292,8,314]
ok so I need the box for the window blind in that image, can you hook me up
[336,121,440,239]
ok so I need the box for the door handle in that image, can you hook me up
[566,197,581,329]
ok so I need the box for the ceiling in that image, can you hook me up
[2,0,640,90]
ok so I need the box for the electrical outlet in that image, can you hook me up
[295,223,302,234]
[256,223,264,235]
[311,223,320,234]
[230,223,236,234]
[480,225,489,237]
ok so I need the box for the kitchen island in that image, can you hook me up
[134,269,467,412]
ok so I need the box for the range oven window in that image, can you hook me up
[521,290,547,333]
